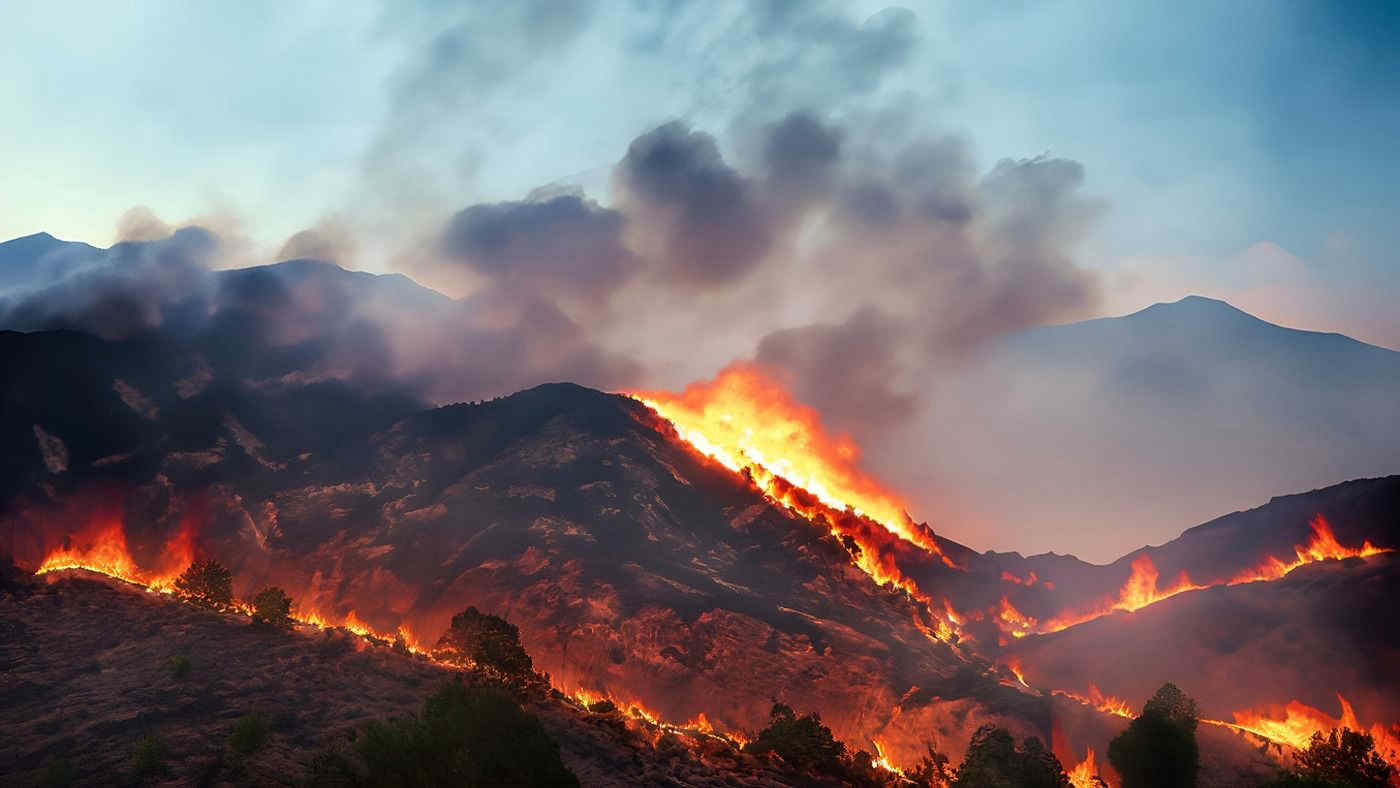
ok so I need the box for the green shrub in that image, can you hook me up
[744,702,848,776]
[1262,727,1396,788]
[951,724,1069,787]
[174,559,233,610]
[229,712,269,755]
[431,607,534,683]
[251,587,293,629]
[168,654,191,679]
[131,735,169,780]
[1108,683,1200,788]
[352,681,578,786]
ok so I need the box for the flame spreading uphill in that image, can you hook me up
[631,364,954,566]
[1028,516,1391,635]
[631,365,978,648]
[1066,747,1105,788]
[1208,694,1400,773]
[29,517,775,761]
[1052,685,1135,720]
[33,508,197,594]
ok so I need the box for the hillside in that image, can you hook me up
[0,569,804,787]
[905,295,1400,561]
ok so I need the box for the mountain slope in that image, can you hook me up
[910,295,1400,561]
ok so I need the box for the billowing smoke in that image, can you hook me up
[0,3,1105,553]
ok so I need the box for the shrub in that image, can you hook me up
[131,735,169,781]
[1263,727,1396,788]
[174,559,233,610]
[230,712,269,755]
[431,607,534,682]
[1108,683,1200,788]
[951,724,1070,788]
[744,703,849,777]
[251,587,293,629]
[351,681,579,786]
[168,654,191,679]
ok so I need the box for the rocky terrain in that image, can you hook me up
[0,569,811,787]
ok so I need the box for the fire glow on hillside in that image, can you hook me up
[1038,515,1391,634]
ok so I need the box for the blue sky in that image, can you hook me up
[2,0,1396,345]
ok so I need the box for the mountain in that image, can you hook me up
[907,295,1400,562]
[0,232,103,292]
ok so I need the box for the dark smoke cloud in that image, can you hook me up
[0,227,219,340]
[755,307,917,435]
[276,219,359,267]
[612,122,773,287]
[440,189,635,306]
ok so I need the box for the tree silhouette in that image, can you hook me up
[1264,727,1396,788]
[251,586,293,629]
[744,703,849,777]
[1108,683,1200,788]
[174,559,233,610]
[431,607,534,682]
[951,724,1070,787]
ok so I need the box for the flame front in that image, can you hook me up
[1053,685,1134,719]
[1036,515,1389,635]
[1227,515,1390,585]
[631,364,935,553]
[35,514,196,593]
[1067,747,1106,788]
[1211,694,1400,772]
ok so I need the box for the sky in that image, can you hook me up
[2,0,1398,559]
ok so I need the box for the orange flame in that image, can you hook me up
[631,365,969,646]
[568,685,747,748]
[1043,555,1205,633]
[1041,515,1390,635]
[870,738,904,774]
[1003,657,1030,688]
[631,364,948,560]
[1067,747,1106,788]
[1210,694,1400,772]
[996,595,1038,639]
[1054,685,1134,719]
[35,514,196,593]
[1227,515,1390,585]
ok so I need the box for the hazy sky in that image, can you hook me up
[3,2,1398,560]
[4,1,1396,346]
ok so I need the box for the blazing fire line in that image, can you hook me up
[31,533,760,760]
[996,515,1391,638]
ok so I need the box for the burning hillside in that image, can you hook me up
[4,328,1400,784]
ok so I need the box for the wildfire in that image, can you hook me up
[1227,515,1390,585]
[1053,685,1134,719]
[35,515,195,593]
[1209,694,1400,772]
[1067,747,1106,788]
[630,364,952,563]
[1038,516,1389,635]
[870,739,903,775]
[1003,657,1030,688]
[996,595,1037,639]
[1042,555,1205,633]
[568,686,746,748]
